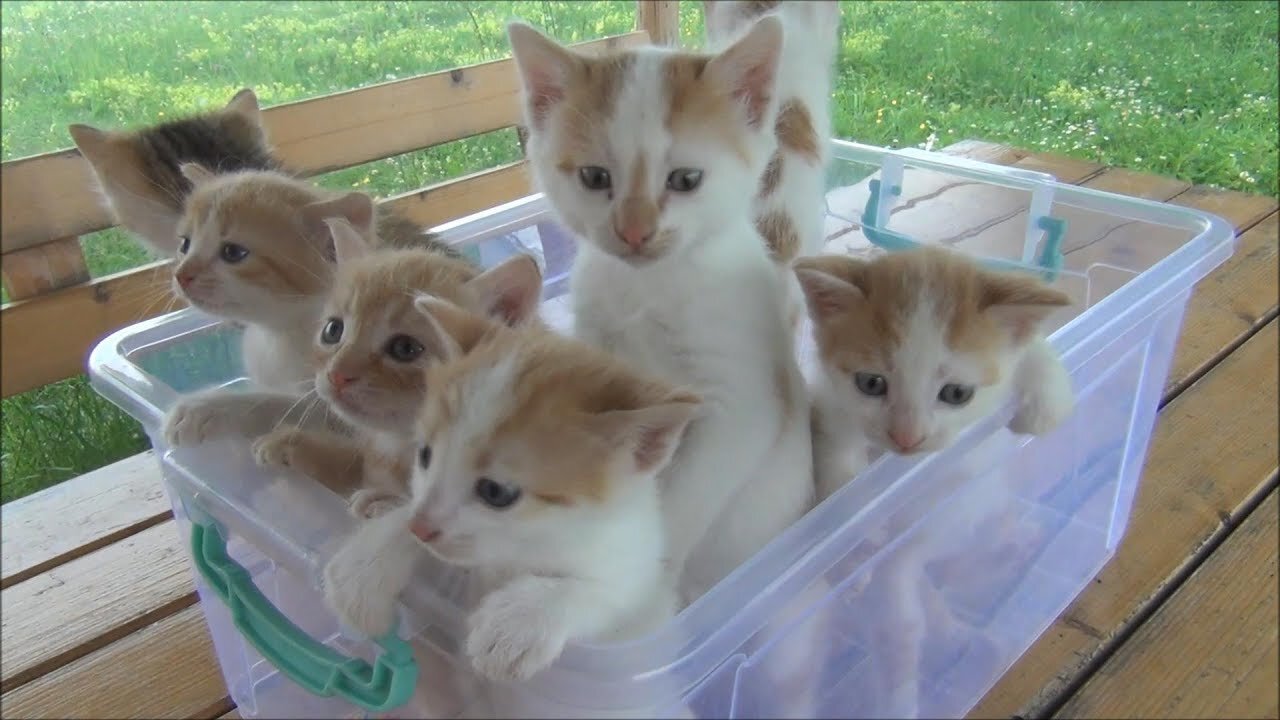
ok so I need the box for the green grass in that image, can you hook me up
[1,0,1276,504]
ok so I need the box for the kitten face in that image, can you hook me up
[171,171,368,326]
[797,248,1071,455]
[403,299,698,569]
[508,19,783,264]
[314,228,543,435]
[69,88,274,256]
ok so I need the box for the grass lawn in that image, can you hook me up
[1,0,1276,504]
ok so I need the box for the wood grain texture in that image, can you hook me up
[0,606,226,719]
[1054,490,1279,720]
[1,236,91,301]
[0,520,195,692]
[636,0,681,45]
[971,321,1280,718]
[1,451,168,588]
[0,32,645,255]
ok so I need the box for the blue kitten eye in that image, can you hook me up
[666,168,703,192]
[385,334,425,363]
[474,478,521,509]
[578,166,611,191]
[854,372,888,397]
[320,317,344,345]
[220,242,250,263]
[938,383,975,406]
[178,236,191,254]
[419,445,432,470]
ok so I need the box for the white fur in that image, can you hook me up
[322,347,678,688]
[511,34,814,606]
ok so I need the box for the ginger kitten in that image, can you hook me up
[69,88,279,257]
[322,296,700,684]
[704,1,841,328]
[795,246,1075,499]
[250,218,544,518]
[508,15,814,609]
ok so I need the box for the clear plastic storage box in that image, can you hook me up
[88,140,1234,719]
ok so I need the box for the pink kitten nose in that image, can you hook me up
[176,273,196,289]
[615,224,653,250]
[889,429,925,453]
[327,371,356,391]
[409,517,440,544]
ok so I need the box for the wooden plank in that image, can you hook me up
[1053,490,1279,720]
[1,451,168,589]
[637,0,681,46]
[0,161,533,399]
[0,32,646,255]
[971,320,1280,718]
[0,605,226,719]
[0,520,195,692]
[1,236,91,301]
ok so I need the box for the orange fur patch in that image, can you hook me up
[663,53,753,164]
[757,150,783,198]
[756,209,801,262]
[775,99,820,163]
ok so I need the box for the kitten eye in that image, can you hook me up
[854,372,888,397]
[220,242,250,263]
[320,317,344,345]
[178,236,191,254]
[385,334,425,363]
[578,166,611,191]
[418,445,432,470]
[666,168,703,192]
[474,478,521,509]
[938,383,975,406]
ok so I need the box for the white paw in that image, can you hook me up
[251,429,301,469]
[1008,374,1074,435]
[466,585,568,682]
[162,394,240,446]
[322,545,399,639]
[349,489,406,520]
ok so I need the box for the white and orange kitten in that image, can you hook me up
[704,0,841,327]
[508,16,814,608]
[322,297,699,684]
[794,246,1075,500]
[251,218,544,517]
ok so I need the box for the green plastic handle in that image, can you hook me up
[190,522,419,713]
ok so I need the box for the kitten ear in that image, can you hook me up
[180,162,216,187]
[980,273,1072,344]
[412,295,494,361]
[793,256,867,321]
[68,124,112,164]
[302,192,376,242]
[595,392,702,476]
[323,217,371,265]
[705,14,783,128]
[223,88,262,125]
[507,21,579,129]
[463,254,543,327]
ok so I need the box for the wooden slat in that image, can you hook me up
[637,0,681,46]
[0,31,646,256]
[1,451,168,589]
[0,520,195,692]
[1054,489,1279,720]
[0,161,534,399]
[0,605,226,719]
[1,236,91,301]
[971,320,1280,718]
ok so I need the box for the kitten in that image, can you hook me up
[250,217,544,518]
[160,170,460,447]
[508,16,814,608]
[704,1,841,328]
[794,246,1075,500]
[69,88,280,257]
[322,296,699,685]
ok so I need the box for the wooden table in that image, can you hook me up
[2,140,1276,719]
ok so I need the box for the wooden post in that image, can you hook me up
[636,1,680,46]
[1,237,91,302]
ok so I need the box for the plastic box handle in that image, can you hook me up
[190,522,418,713]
